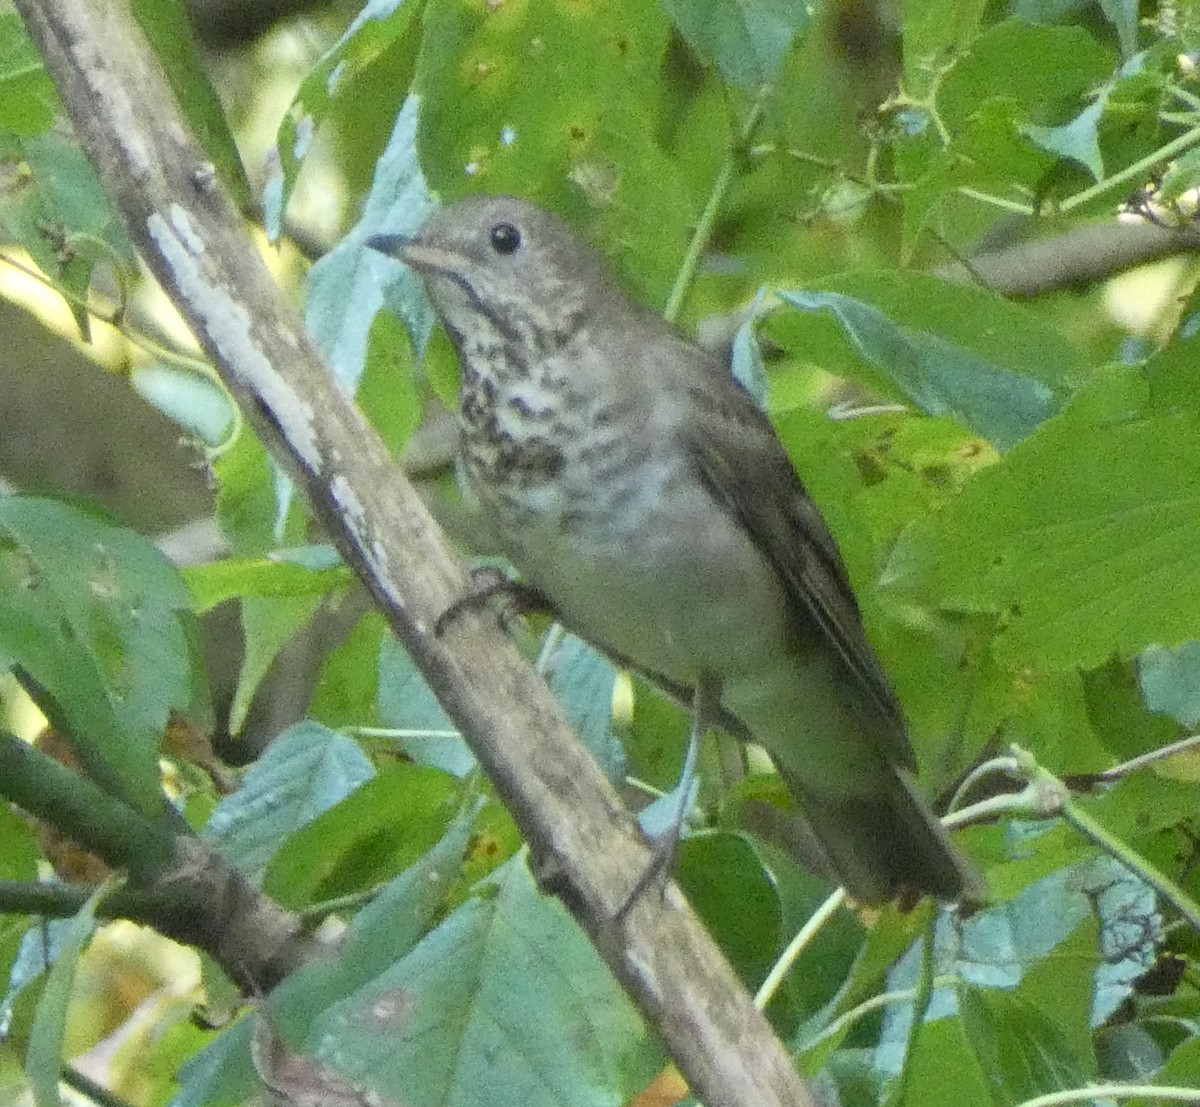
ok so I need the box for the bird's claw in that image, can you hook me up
[435,567,552,636]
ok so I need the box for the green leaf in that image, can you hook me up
[1147,289,1200,415]
[542,633,624,785]
[131,363,236,446]
[182,555,350,615]
[130,0,249,208]
[0,497,193,812]
[307,95,435,394]
[25,887,102,1107]
[957,984,1092,1103]
[887,370,1200,670]
[901,0,987,97]
[413,0,691,305]
[1098,0,1139,58]
[0,13,57,135]
[306,855,658,1107]
[203,721,375,880]
[937,21,1115,131]
[0,130,132,335]
[896,1016,993,1107]
[1023,99,1105,180]
[265,0,424,238]
[778,289,1061,450]
[377,632,473,776]
[263,761,460,908]
[229,592,323,735]
[311,611,385,728]
[661,0,812,90]
[675,832,782,991]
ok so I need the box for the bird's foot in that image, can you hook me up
[613,828,682,924]
[435,567,552,636]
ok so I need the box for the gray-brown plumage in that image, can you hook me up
[368,195,981,905]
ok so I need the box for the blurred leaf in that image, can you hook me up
[0,497,193,812]
[772,269,1087,391]
[896,1015,993,1107]
[307,855,658,1107]
[661,0,812,90]
[1023,99,1105,180]
[131,363,236,446]
[778,289,1061,450]
[203,721,375,880]
[311,611,385,728]
[377,632,473,776]
[937,21,1114,129]
[229,593,323,736]
[887,369,1200,670]
[1098,0,1139,58]
[1147,288,1200,415]
[1142,1036,1200,1102]
[264,761,460,908]
[213,429,290,555]
[0,130,132,335]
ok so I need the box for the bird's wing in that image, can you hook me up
[677,361,914,770]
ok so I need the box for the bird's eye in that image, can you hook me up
[489,222,522,255]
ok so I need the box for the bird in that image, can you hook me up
[367,195,981,906]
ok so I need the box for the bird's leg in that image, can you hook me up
[615,671,721,923]
[435,565,553,636]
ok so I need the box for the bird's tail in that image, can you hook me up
[781,764,985,907]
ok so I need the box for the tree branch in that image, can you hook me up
[0,734,313,990]
[936,219,1200,296]
[12,2,814,1103]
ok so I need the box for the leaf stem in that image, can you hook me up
[1059,124,1200,214]
[664,93,767,323]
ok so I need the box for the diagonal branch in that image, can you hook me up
[12,2,814,1104]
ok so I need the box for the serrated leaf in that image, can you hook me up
[886,371,1200,670]
[307,855,657,1107]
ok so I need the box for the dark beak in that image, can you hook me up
[365,233,414,259]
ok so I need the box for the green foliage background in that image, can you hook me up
[4,0,1200,1104]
